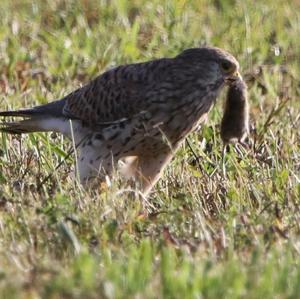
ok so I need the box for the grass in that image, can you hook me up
[0,0,300,298]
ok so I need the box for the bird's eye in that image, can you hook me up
[220,60,235,73]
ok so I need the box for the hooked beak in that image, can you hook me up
[225,71,242,85]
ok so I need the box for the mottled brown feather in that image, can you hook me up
[0,47,247,195]
[61,47,239,128]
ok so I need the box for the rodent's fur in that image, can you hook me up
[221,78,249,144]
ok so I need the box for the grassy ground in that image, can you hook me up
[0,0,300,298]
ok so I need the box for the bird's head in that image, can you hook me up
[175,47,241,87]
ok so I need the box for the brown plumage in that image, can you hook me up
[0,47,247,195]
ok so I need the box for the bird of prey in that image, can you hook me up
[0,47,248,195]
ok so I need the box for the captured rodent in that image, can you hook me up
[221,78,249,144]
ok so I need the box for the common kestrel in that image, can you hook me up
[0,47,248,195]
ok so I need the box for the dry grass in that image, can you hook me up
[0,1,300,298]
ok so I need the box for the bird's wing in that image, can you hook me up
[62,63,157,126]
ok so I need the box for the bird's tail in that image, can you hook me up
[0,100,66,134]
[0,118,46,134]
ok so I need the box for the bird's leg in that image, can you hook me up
[134,151,173,196]
[118,156,139,179]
